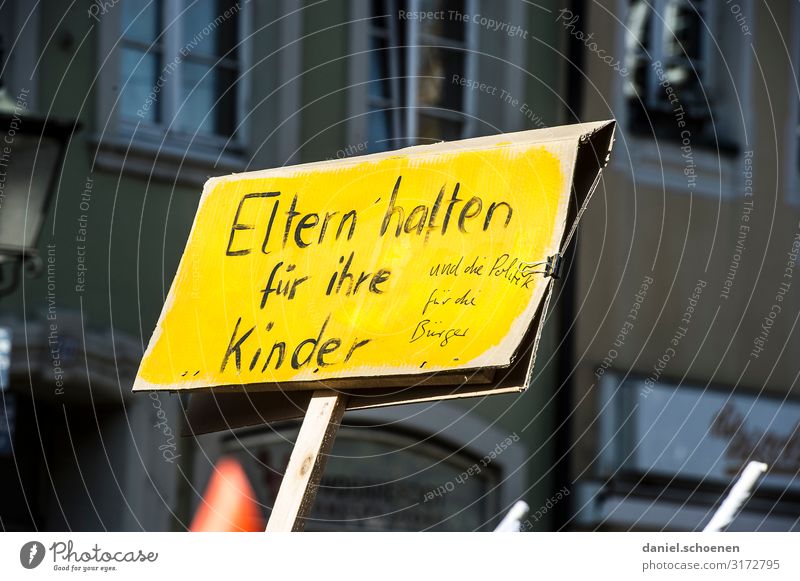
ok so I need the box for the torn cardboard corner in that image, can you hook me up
[183,120,616,435]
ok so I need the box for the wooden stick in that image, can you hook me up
[265,390,347,531]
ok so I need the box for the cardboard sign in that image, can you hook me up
[134,121,615,408]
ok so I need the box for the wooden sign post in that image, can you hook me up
[265,391,347,531]
[133,121,616,531]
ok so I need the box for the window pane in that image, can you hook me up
[214,66,238,137]
[663,0,704,104]
[624,0,723,148]
[368,36,392,100]
[419,0,465,41]
[371,0,392,29]
[120,47,160,123]
[181,0,239,58]
[122,0,161,44]
[418,46,463,111]
[367,108,393,151]
[664,0,703,61]
[624,0,651,99]
[418,113,462,142]
[175,61,236,137]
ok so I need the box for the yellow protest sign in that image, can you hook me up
[134,121,615,394]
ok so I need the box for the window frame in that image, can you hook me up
[632,0,716,116]
[613,0,754,198]
[349,0,481,153]
[404,0,479,146]
[94,0,252,184]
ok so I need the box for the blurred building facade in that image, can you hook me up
[570,0,800,530]
[0,0,570,531]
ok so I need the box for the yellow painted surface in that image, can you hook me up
[134,142,572,391]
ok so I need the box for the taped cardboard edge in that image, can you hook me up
[561,120,616,253]
[183,120,616,434]
[204,120,614,185]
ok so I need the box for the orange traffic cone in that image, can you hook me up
[190,457,264,531]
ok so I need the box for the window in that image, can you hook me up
[623,0,738,153]
[366,0,476,151]
[119,0,242,141]
[614,0,752,196]
[96,0,250,183]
